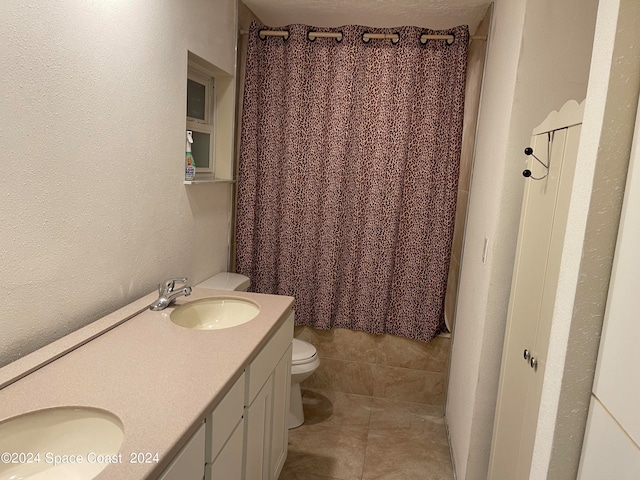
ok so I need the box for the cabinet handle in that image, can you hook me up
[530,357,538,371]
[523,349,531,361]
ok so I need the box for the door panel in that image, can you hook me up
[489,100,585,478]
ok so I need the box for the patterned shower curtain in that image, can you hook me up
[236,22,468,342]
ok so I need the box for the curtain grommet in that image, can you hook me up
[258,29,290,41]
[446,34,455,46]
[361,32,370,43]
[307,30,316,42]
[336,30,343,43]
[391,32,400,45]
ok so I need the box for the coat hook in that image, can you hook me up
[522,133,551,180]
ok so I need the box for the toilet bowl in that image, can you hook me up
[197,273,320,429]
[289,338,320,429]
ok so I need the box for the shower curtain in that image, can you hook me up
[236,22,468,342]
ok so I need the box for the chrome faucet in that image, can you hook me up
[149,277,192,311]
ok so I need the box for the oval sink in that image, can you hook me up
[0,407,124,479]
[170,297,260,330]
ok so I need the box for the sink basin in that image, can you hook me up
[170,297,260,330]
[0,407,124,479]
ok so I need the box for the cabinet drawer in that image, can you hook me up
[206,419,244,480]
[158,423,205,480]
[206,372,245,463]
[245,311,294,405]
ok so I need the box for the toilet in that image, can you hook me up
[197,273,319,430]
[289,338,320,429]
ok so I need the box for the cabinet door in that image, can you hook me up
[578,398,640,479]
[158,423,205,480]
[244,375,273,480]
[208,420,244,480]
[489,104,583,477]
[270,345,292,480]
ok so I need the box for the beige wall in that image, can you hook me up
[230,2,263,272]
[444,7,491,333]
[446,0,598,478]
[0,0,237,367]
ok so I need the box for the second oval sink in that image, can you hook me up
[0,407,124,480]
[170,297,260,330]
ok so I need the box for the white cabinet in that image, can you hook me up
[208,421,245,480]
[244,312,294,480]
[270,345,292,479]
[245,374,273,479]
[579,399,640,479]
[160,312,293,480]
[206,373,245,480]
[158,423,206,480]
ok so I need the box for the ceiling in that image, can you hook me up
[242,0,491,34]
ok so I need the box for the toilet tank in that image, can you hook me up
[197,273,250,291]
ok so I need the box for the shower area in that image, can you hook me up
[232,2,491,419]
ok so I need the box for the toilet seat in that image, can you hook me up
[292,338,317,366]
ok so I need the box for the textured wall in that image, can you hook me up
[0,0,236,367]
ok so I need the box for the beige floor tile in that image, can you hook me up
[285,424,367,480]
[301,388,373,429]
[279,468,343,480]
[286,338,453,480]
[372,365,446,405]
[376,334,450,373]
[368,397,447,447]
[303,358,375,396]
[362,433,454,480]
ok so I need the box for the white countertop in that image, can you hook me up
[0,287,294,479]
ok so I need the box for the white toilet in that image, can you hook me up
[289,338,320,429]
[197,273,319,430]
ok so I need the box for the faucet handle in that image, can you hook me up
[159,277,189,294]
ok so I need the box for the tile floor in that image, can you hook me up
[279,388,454,480]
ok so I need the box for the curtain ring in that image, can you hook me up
[361,32,370,43]
[335,30,343,43]
[420,32,428,45]
[258,29,290,41]
[446,33,455,46]
[391,32,400,45]
[307,30,316,42]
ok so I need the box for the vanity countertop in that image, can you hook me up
[0,287,294,479]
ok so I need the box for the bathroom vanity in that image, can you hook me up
[0,287,294,480]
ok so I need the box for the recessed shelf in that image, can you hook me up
[184,52,236,184]
[184,178,236,185]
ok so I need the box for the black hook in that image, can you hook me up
[524,147,548,169]
[522,146,549,180]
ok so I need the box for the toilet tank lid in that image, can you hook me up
[197,273,250,291]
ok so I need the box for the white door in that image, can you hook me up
[489,101,584,478]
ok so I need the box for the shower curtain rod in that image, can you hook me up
[240,29,487,42]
